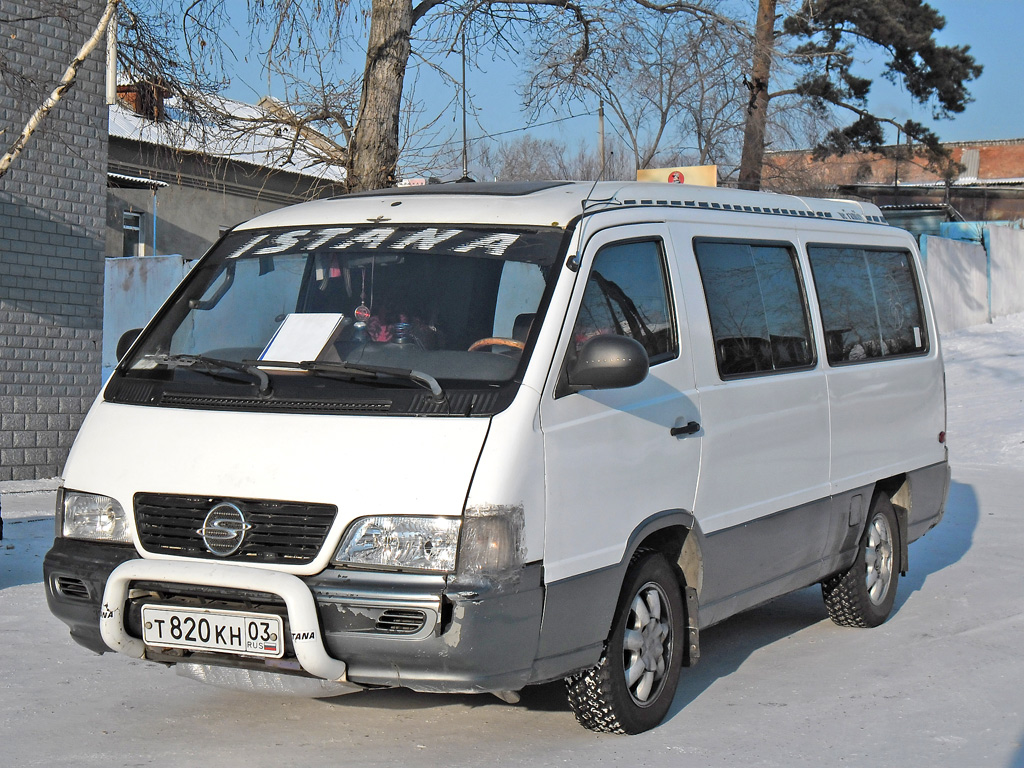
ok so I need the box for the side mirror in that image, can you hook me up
[566,335,650,392]
[116,328,143,361]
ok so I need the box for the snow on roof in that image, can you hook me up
[109,96,347,183]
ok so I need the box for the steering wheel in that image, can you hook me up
[468,337,526,352]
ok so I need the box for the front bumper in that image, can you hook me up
[101,559,354,684]
[44,539,544,693]
[44,538,137,655]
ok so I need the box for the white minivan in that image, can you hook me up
[45,181,949,733]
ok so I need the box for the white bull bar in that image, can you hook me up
[100,559,355,685]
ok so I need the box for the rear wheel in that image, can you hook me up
[822,493,901,628]
[565,551,684,734]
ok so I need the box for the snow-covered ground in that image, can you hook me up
[2,319,1023,767]
[943,313,1024,468]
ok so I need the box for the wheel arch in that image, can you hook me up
[872,475,910,576]
[875,473,908,508]
[533,508,704,680]
[622,508,705,600]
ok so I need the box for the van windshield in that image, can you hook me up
[113,224,565,415]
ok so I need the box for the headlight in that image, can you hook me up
[62,491,131,543]
[333,516,461,572]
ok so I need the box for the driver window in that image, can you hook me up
[572,239,678,365]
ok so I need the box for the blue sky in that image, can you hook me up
[223,0,1021,161]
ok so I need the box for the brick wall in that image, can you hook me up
[0,1,107,480]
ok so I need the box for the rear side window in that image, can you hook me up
[694,239,814,378]
[808,246,927,365]
[572,239,678,364]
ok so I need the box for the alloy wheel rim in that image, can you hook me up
[621,581,673,706]
[865,513,895,605]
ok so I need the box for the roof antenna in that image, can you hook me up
[456,29,474,183]
[569,101,617,271]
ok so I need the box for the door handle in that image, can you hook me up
[670,421,701,437]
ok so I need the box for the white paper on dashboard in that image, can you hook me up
[259,313,345,362]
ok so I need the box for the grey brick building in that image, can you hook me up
[0,1,107,480]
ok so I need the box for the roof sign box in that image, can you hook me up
[637,165,717,187]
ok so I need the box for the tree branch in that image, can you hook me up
[412,0,449,26]
[819,97,910,135]
[0,0,121,178]
[628,0,750,36]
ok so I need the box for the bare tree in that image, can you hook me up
[476,134,634,181]
[164,1,589,192]
[672,21,750,178]
[524,3,745,174]
[2,0,749,192]
[163,0,748,192]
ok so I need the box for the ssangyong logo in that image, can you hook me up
[197,502,252,556]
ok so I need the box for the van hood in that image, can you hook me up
[62,401,490,575]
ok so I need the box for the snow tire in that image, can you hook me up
[822,492,901,628]
[565,550,685,734]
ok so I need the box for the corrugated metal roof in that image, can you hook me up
[959,149,980,182]
[845,178,1024,189]
[108,172,168,188]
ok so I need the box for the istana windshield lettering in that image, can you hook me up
[253,229,310,255]
[226,227,524,259]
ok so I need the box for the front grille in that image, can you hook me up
[375,608,428,635]
[135,493,338,565]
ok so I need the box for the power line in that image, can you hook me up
[414,111,598,153]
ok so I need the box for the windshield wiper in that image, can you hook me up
[152,354,271,395]
[250,358,446,405]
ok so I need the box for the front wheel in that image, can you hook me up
[822,493,901,628]
[565,551,685,734]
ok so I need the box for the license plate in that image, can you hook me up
[141,605,285,658]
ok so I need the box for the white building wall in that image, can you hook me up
[922,235,989,335]
[989,227,1024,319]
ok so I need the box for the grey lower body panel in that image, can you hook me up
[904,460,950,542]
[530,563,623,683]
[312,566,545,693]
[698,495,837,628]
[696,459,950,629]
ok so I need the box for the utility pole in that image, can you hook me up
[893,126,901,198]
[598,100,606,178]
